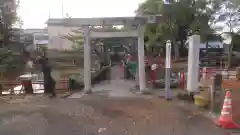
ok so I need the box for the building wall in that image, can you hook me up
[47,25,81,50]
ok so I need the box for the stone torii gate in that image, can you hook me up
[64,16,162,93]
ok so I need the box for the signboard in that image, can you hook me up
[207,41,223,48]
[101,18,128,26]
[35,40,48,45]
[33,33,49,45]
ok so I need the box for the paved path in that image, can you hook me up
[69,78,138,98]
[69,65,138,98]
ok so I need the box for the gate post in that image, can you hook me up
[83,25,92,93]
[187,35,200,94]
[137,25,146,92]
[165,40,172,100]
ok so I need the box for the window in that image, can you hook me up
[34,35,49,41]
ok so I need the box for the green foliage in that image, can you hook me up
[0,0,22,45]
[0,0,24,77]
[61,26,122,65]
[210,0,240,67]
[0,0,19,26]
[61,26,122,50]
[0,48,24,75]
[0,48,12,63]
[136,0,214,49]
[60,31,84,50]
[232,33,240,51]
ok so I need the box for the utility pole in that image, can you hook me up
[0,5,5,47]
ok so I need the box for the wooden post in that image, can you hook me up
[0,83,2,96]
[220,58,222,69]
[22,80,33,94]
[236,67,240,80]
[210,85,215,112]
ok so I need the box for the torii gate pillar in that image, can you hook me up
[83,25,147,93]
[83,26,92,93]
[137,25,146,92]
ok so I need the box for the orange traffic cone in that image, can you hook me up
[216,90,240,129]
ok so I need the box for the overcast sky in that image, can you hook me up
[18,0,145,28]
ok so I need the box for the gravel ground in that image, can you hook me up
[0,65,235,135]
[0,95,232,135]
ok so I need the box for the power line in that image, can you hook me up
[61,3,64,18]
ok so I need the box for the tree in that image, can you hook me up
[212,0,240,67]
[61,26,121,65]
[0,0,23,77]
[0,0,21,46]
[136,0,165,52]
[61,30,84,50]
[136,0,214,58]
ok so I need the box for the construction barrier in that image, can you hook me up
[200,67,236,80]
[180,72,185,90]
[200,67,220,79]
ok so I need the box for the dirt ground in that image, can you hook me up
[0,60,235,135]
[0,94,231,135]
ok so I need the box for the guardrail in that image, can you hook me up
[0,64,112,95]
[0,79,69,95]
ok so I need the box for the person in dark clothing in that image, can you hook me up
[37,56,56,97]
[145,61,153,82]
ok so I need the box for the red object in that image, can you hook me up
[156,56,164,65]
[180,72,185,90]
[199,67,218,79]
[131,55,137,61]
[216,90,240,129]
[120,63,124,72]
[150,69,157,85]
[22,80,31,87]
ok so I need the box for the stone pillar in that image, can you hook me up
[187,35,200,93]
[137,25,146,92]
[83,26,92,93]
